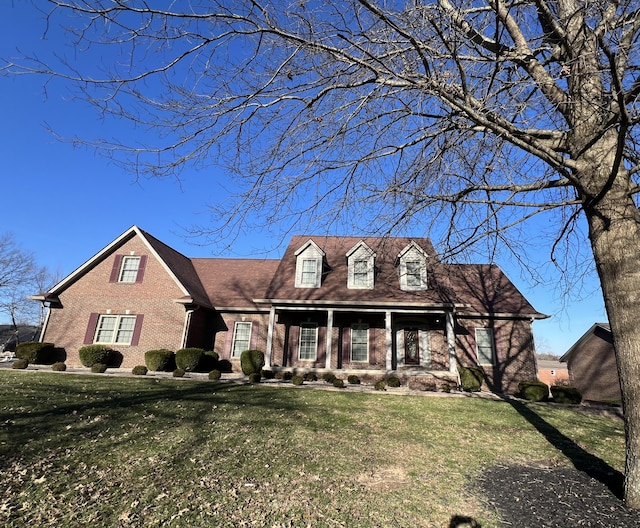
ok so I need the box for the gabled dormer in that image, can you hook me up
[294,239,326,288]
[346,240,376,289]
[397,241,428,291]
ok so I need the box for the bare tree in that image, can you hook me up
[0,233,53,329]
[4,0,640,505]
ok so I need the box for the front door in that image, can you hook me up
[404,328,420,365]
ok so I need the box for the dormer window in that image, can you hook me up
[398,242,428,291]
[295,240,325,288]
[347,241,375,289]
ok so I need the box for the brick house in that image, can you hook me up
[560,323,621,402]
[33,226,546,393]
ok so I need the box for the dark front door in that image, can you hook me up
[404,328,420,365]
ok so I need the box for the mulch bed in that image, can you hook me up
[476,464,640,527]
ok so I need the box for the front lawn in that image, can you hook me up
[0,370,626,527]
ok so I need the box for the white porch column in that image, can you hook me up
[385,311,393,370]
[325,309,334,369]
[265,306,276,367]
[446,311,457,373]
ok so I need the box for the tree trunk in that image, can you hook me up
[586,187,640,507]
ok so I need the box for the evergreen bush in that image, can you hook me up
[91,363,108,373]
[209,369,222,381]
[551,385,582,404]
[261,369,275,380]
[145,349,175,371]
[303,372,318,382]
[332,378,345,388]
[323,372,337,384]
[459,367,484,392]
[519,381,549,402]
[292,375,304,386]
[15,341,55,364]
[248,372,262,384]
[12,358,28,369]
[175,348,205,372]
[201,350,220,371]
[374,380,386,391]
[240,350,265,376]
[387,376,401,388]
[51,362,67,372]
[282,371,294,381]
[347,374,361,385]
[132,365,148,376]
[79,345,113,367]
[173,368,186,378]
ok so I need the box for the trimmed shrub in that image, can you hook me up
[519,381,549,402]
[551,385,582,404]
[459,367,484,392]
[323,372,337,384]
[387,376,401,388]
[209,369,222,381]
[132,365,148,376]
[332,378,345,388]
[12,358,29,370]
[175,348,205,372]
[15,342,55,364]
[173,368,186,378]
[51,362,67,372]
[292,375,304,386]
[79,345,113,367]
[248,372,262,384]
[201,350,220,372]
[374,380,386,391]
[347,374,361,385]
[240,350,265,376]
[145,349,175,372]
[261,369,275,380]
[91,363,108,374]
[282,371,294,381]
[15,341,55,365]
[303,372,318,382]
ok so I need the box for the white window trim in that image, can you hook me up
[475,327,496,366]
[231,321,252,358]
[299,323,318,361]
[94,314,137,345]
[118,255,141,283]
[350,323,369,362]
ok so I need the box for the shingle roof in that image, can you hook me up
[191,258,280,308]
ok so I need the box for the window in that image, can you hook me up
[476,328,496,365]
[351,324,369,362]
[398,243,428,291]
[94,315,137,344]
[119,256,141,283]
[347,241,375,289]
[231,322,252,358]
[295,240,325,288]
[299,323,318,361]
[301,259,318,285]
[405,261,423,288]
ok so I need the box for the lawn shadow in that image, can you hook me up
[505,398,624,499]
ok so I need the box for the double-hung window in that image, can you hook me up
[475,328,496,365]
[299,323,318,361]
[118,256,141,283]
[351,324,369,362]
[301,259,318,286]
[405,261,423,288]
[231,322,252,358]
[353,260,369,287]
[94,315,137,344]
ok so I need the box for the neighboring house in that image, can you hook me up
[536,359,569,388]
[560,323,620,403]
[0,324,40,358]
[32,226,546,393]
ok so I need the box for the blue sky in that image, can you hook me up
[0,2,608,355]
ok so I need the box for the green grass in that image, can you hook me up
[0,370,625,527]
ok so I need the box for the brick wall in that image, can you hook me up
[43,236,188,368]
